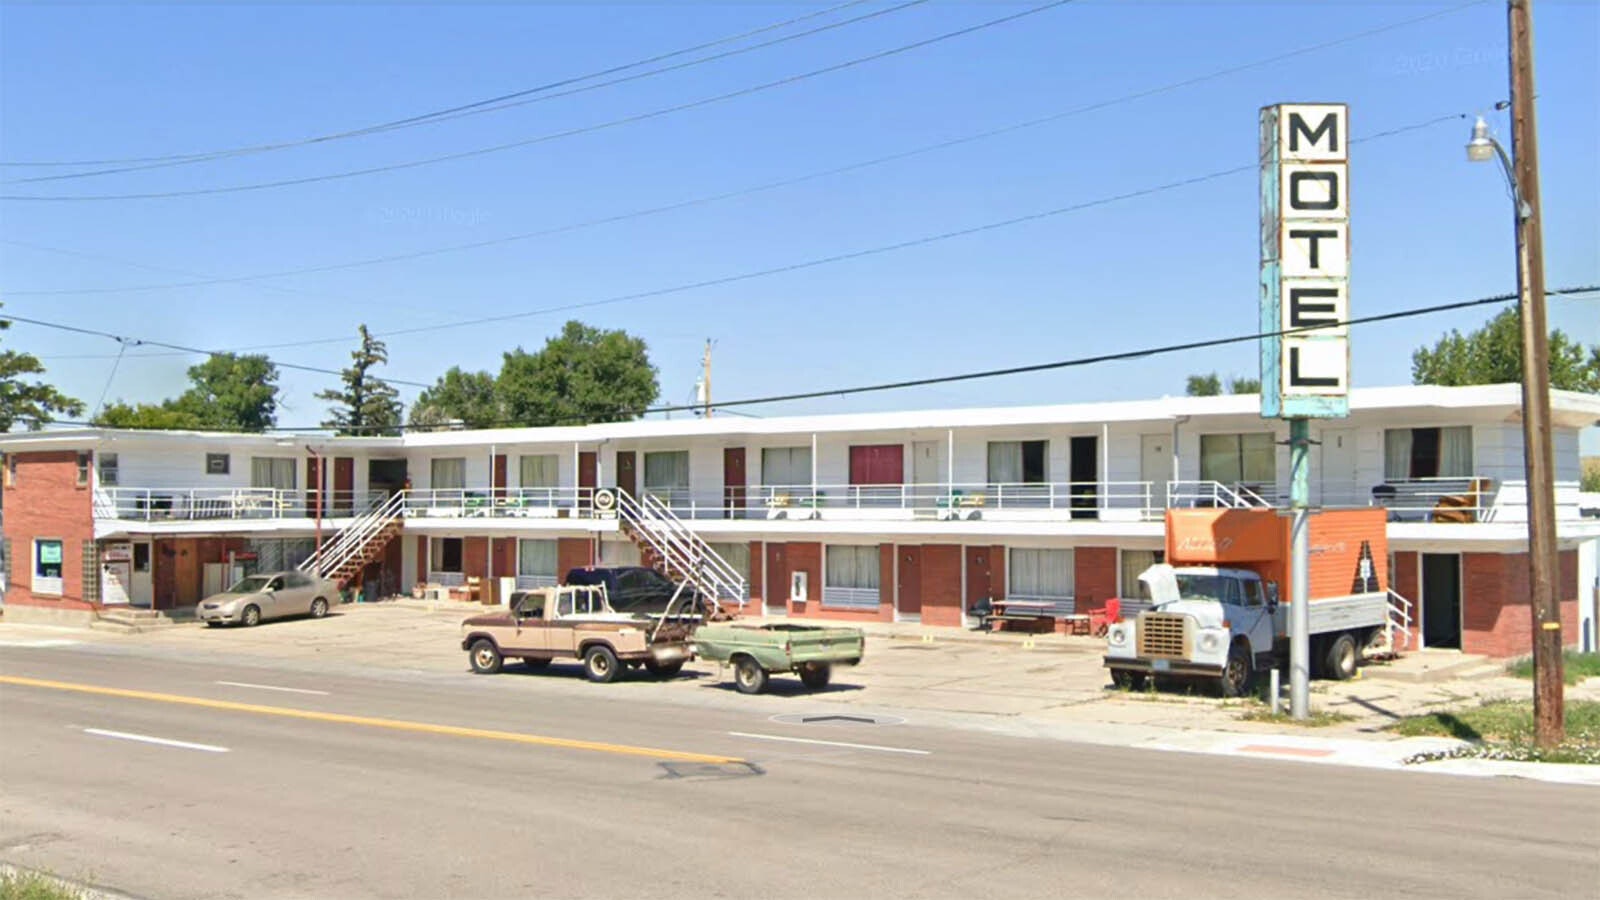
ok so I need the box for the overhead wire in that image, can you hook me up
[0,0,1082,201]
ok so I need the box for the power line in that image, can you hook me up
[0,0,880,169]
[39,285,1598,433]
[6,1,930,184]
[3,2,1489,299]
[1,0,1080,202]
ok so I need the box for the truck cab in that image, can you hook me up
[460,584,693,683]
[1105,564,1278,696]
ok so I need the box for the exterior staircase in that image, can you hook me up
[92,606,187,633]
[300,491,406,588]
[1367,588,1416,659]
[611,488,747,616]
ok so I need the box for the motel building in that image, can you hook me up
[2,383,1597,660]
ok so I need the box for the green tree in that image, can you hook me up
[1185,373,1259,396]
[1227,376,1261,394]
[1412,307,1600,391]
[94,353,279,432]
[496,321,658,426]
[317,325,402,435]
[0,303,84,431]
[408,367,500,430]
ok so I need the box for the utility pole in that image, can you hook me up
[701,339,713,419]
[1507,0,1563,746]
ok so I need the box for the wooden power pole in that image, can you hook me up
[1507,0,1564,746]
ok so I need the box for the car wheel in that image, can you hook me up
[241,605,262,628]
[644,660,684,678]
[798,661,831,690]
[1220,641,1253,698]
[309,597,329,619]
[1324,632,1359,681]
[1110,668,1147,691]
[468,638,503,675]
[733,656,768,695]
[583,645,620,683]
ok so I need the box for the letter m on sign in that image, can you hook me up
[1280,104,1346,163]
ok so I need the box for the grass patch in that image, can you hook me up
[0,869,86,900]
[1237,707,1355,727]
[1508,651,1600,685]
[1388,699,1600,765]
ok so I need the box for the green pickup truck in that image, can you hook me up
[692,622,864,694]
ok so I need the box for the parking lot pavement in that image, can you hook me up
[4,602,1593,744]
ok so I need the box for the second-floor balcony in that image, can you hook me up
[94,487,387,522]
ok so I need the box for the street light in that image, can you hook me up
[1465,116,1532,219]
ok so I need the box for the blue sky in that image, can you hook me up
[1,1,1595,448]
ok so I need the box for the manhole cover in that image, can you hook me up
[769,713,906,727]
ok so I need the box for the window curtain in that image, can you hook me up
[1120,550,1159,597]
[431,458,466,490]
[1199,435,1235,483]
[825,546,880,589]
[1384,429,1412,480]
[643,451,689,489]
[1240,433,1276,484]
[519,454,558,488]
[250,457,295,490]
[517,539,557,577]
[761,447,811,486]
[1439,426,1473,477]
[1008,549,1074,598]
[987,442,1024,483]
[708,542,751,579]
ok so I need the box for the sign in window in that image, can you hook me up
[34,539,64,596]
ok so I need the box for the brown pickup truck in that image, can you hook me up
[460,584,693,683]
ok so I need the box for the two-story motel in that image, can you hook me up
[3,383,1596,658]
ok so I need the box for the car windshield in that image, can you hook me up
[226,575,273,594]
[1173,574,1232,603]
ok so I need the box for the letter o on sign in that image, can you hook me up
[593,488,617,512]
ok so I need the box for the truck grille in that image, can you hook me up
[1138,613,1189,660]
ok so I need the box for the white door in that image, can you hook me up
[911,440,940,506]
[101,561,132,605]
[130,541,154,608]
[1140,434,1171,512]
[1320,428,1359,507]
[202,563,229,600]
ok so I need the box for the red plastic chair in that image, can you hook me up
[1087,598,1122,637]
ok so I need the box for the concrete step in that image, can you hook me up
[1362,651,1502,683]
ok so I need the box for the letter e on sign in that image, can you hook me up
[1280,104,1346,162]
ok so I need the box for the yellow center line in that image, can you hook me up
[0,674,742,765]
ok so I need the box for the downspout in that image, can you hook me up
[1172,415,1191,511]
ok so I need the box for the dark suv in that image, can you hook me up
[562,566,709,617]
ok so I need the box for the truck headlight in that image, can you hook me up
[1199,631,1221,653]
[1107,624,1128,647]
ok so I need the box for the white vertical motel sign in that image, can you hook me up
[1260,103,1350,419]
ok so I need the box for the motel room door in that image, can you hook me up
[898,546,923,623]
[1139,434,1170,512]
[130,541,154,608]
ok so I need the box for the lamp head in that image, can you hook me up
[1466,116,1496,162]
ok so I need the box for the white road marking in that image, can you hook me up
[83,728,229,753]
[215,681,329,696]
[0,639,80,648]
[728,731,931,756]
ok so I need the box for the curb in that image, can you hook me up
[0,862,144,900]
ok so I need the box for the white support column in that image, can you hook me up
[571,442,580,514]
[947,429,954,491]
[1100,423,1110,512]
[811,433,818,500]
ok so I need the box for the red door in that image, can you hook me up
[306,456,325,517]
[333,457,354,515]
[615,451,637,498]
[492,538,515,581]
[491,454,508,499]
[723,447,746,519]
[898,546,922,616]
[849,444,904,484]
[766,543,787,614]
[965,546,993,610]
[578,452,597,511]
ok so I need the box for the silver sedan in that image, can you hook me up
[197,571,338,627]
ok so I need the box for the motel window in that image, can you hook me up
[1384,427,1472,480]
[823,545,879,610]
[206,453,230,475]
[250,457,297,491]
[519,454,559,488]
[33,538,65,596]
[760,447,812,487]
[987,440,1047,484]
[76,452,91,486]
[97,452,119,486]
[430,458,466,491]
[430,537,464,574]
[1199,433,1276,487]
[1008,548,1074,601]
[643,451,689,495]
[1118,549,1164,599]
[517,539,557,587]
[707,542,751,596]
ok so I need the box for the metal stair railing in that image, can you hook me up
[1382,588,1415,655]
[300,491,407,580]
[614,489,746,608]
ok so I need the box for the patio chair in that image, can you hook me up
[1086,598,1122,637]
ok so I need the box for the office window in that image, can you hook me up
[33,538,65,596]
[206,453,230,475]
[761,447,812,486]
[1199,433,1276,485]
[250,457,297,490]
[519,454,559,488]
[430,537,464,573]
[76,452,91,486]
[430,458,466,491]
[1008,548,1074,600]
[97,452,119,486]
[987,440,1047,483]
[1384,426,1472,479]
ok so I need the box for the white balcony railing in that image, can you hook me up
[94,487,386,522]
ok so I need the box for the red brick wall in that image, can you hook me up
[415,536,427,586]
[880,544,896,611]
[1391,551,1420,649]
[557,537,594,579]
[1462,551,1580,658]
[920,545,963,627]
[991,544,1006,602]
[1075,547,1118,610]
[3,451,94,610]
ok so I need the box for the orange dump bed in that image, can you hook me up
[1165,508,1387,601]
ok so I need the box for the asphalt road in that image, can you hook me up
[1,645,1593,900]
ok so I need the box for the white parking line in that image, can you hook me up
[728,731,931,756]
[215,681,330,696]
[0,639,80,648]
[83,728,229,753]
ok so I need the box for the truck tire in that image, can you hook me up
[582,645,620,684]
[1110,668,1148,691]
[798,661,832,690]
[645,659,684,678]
[469,638,503,675]
[1324,632,1359,681]
[733,656,769,695]
[1220,641,1253,698]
